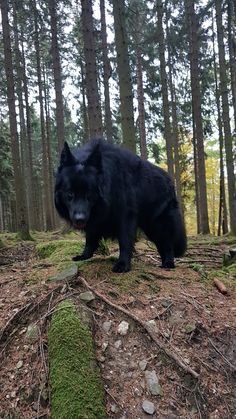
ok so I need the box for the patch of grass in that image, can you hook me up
[0,237,5,249]
[48,299,105,419]
[208,262,236,292]
[16,230,34,241]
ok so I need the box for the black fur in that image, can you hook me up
[55,140,187,273]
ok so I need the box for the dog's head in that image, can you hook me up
[54,141,104,230]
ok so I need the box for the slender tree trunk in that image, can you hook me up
[212,10,228,235]
[135,44,148,160]
[100,0,113,142]
[215,0,236,234]
[227,0,236,133]
[48,0,65,153]
[112,0,136,152]
[1,0,30,238]
[34,1,53,230]
[80,0,103,139]
[81,61,90,143]
[185,0,210,234]
[156,0,174,179]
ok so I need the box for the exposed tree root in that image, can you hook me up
[79,276,200,380]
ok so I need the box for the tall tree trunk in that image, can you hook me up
[215,0,236,234]
[185,0,210,234]
[227,0,236,133]
[212,10,228,235]
[112,0,136,152]
[21,35,39,230]
[100,0,113,142]
[135,44,148,160]
[80,0,103,139]
[48,0,65,153]
[34,1,53,230]
[156,0,174,179]
[0,0,30,238]
[80,61,90,143]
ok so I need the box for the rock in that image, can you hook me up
[102,342,108,352]
[16,360,23,369]
[114,340,122,349]
[147,319,156,328]
[102,321,112,333]
[161,298,172,308]
[111,404,119,413]
[145,370,162,396]
[79,291,95,303]
[25,324,38,342]
[117,321,129,335]
[223,248,236,266]
[139,359,148,371]
[51,265,78,282]
[185,323,196,334]
[142,400,156,415]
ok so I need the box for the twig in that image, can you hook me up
[105,388,123,410]
[79,276,199,379]
[209,338,236,372]
[0,302,34,343]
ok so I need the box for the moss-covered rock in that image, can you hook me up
[48,300,105,419]
[36,240,84,271]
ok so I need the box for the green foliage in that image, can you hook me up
[48,300,105,419]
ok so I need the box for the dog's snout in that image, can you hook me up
[74,213,86,222]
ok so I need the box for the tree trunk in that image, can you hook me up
[156,0,174,179]
[100,0,113,142]
[112,0,136,152]
[48,0,65,153]
[227,0,236,133]
[185,0,210,234]
[81,0,103,139]
[0,0,30,238]
[34,1,53,230]
[215,0,236,234]
[135,44,148,160]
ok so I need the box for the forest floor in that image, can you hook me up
[0,232,236,419]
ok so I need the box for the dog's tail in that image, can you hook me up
[174,209,187,257]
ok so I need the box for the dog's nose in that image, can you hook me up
[74,213,86,223]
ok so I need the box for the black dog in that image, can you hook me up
[54,140,187,272]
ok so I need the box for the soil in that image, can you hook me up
[0,235,236,419]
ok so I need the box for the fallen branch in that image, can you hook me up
[209,338,236,372]
[79,276,199,380]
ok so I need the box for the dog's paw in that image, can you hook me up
[161,261,175,269]
[112,260,131,273]
[72,254,88,261]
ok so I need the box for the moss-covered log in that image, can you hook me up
[48,299,105,419]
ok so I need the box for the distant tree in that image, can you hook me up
[112,0,136,152]
[48,0,65,153]
[185,0,210,234]
[80,0,103,138]
[215,0,236,234]
[0,0,30,239]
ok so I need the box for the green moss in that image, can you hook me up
[36,240,84,271]
[16,230,34,241]
[0,237,4,249]
[208,262,236,291]
[48,300,105,419]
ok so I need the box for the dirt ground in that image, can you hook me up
[0,235,236,419]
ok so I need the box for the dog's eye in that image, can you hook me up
[67,191,74,201]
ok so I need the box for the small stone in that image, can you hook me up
[102,321,112,333]
[117,321,129,335]
[142,400,156,415]
[16,360,23,369]
[185,323,196,334]
[111,404,119,413]
[97,355,106,363]
[147,319,156,328]
[139,360,148,371]
[161,298,172,308]
[145,370,162,396]
[25,324,38,342]
[102,342,108,352]
[114,340,122,349]
[79,291,95,303]
[51,265,78,282]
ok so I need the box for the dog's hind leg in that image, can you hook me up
[72,232,101,261]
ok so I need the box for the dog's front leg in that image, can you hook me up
[72,232,100,261]
[112,216,136,273]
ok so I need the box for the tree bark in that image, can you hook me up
[156,0,174,179]
[185,0,210,234]
[0,0,30,238]
[227,0,236,133]
[100,0,113,142]
[48,0,65,153]
[215,0,236,234]
[136,44,148,160]
[81,0,103,139]
[112,0,136,152]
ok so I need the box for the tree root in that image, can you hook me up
[79,276,199,380]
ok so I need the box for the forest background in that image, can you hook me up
[0,0,236,239]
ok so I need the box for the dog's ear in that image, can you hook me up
[86,142,101,168]
[60,142,76,167]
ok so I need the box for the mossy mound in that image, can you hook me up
[209,262,236,292]
[36,240,84,271]
[48,300,105,419]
